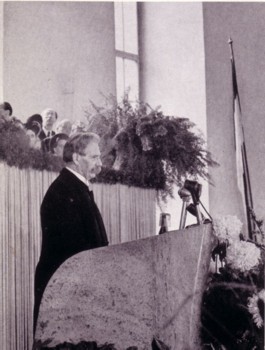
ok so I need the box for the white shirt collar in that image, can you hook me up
[43,127,52,137]
[66,167,90,188]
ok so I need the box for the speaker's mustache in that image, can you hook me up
[94,165,102,175]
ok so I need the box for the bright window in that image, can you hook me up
[114,2,139,101]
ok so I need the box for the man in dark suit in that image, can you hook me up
[33,132,109,334]
[39,108,58,153]
[38,108,57,140]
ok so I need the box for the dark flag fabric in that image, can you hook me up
[229,38,255,238]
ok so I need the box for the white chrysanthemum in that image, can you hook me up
[248,289,265,328]
[225,241,261,272]
[213,215,243,242]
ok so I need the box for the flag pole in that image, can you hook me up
[228,37,255,239]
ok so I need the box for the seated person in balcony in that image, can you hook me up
[70,120,88,135]
[0,101,23,127]
[55,118,72,136]
[24,121,42,150]
[24,114,43,149]
[25,113,43,130]
[33,132,109,334]
[50,133,69,157]
[0,101,13,121]
[39,108,58,141]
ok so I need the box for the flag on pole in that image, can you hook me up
[228,37,254,238]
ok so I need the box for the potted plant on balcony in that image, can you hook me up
[85,93,217,199]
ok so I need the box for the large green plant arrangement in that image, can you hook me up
[85,94,217,198]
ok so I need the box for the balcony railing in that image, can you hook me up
[0,162,156,350]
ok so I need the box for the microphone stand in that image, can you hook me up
[178,181,204,230]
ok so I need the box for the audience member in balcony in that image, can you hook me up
[0,101,23,127]
[50,133,69,157]
[55,118,72,136]
[39,108,58,141]
[25,113,43,130]
[70,120,89,135]
[0,101,13,121]
[24,122,42,150]
[33,132,108,334]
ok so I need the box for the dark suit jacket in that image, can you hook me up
[34,168,108,332]
[38,129,55,141]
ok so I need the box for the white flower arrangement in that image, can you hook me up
[213,215,243,243]
[225,241,261,273]
[248,289,265,328]
[202,214,264,347]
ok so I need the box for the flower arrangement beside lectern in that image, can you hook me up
[201,215,264,350]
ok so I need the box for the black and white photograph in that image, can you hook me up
[0,1,264,350]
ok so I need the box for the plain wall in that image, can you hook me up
[138,2,208,230]
[3,2,116,121]
[203,2,265,223]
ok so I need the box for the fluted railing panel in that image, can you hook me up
[0,162,156,350]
